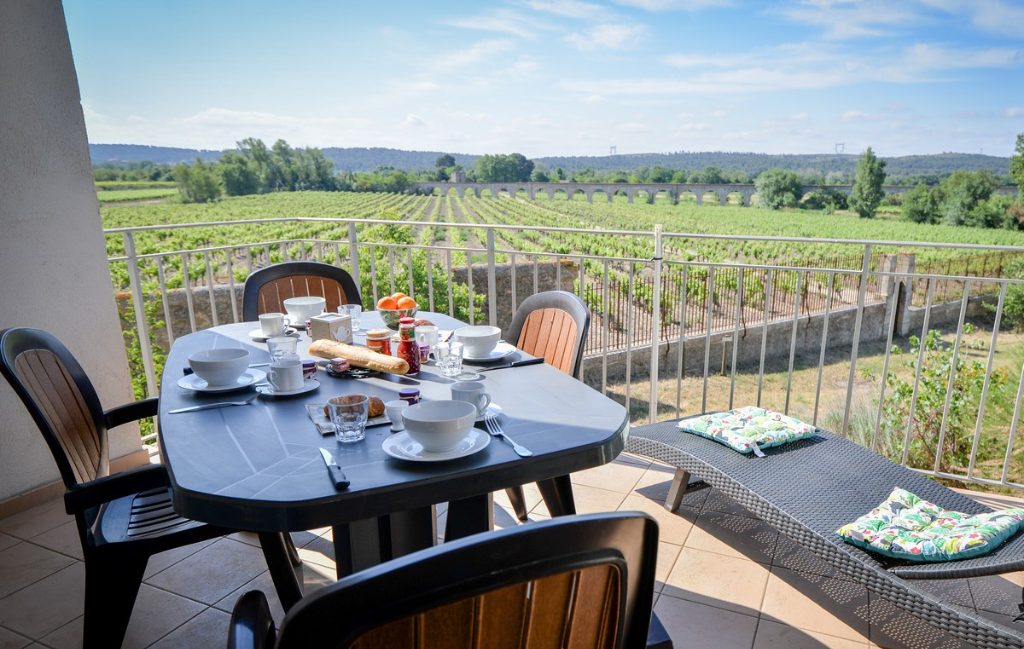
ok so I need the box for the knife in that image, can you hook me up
[479,357,546,372]
[318,448,350,490]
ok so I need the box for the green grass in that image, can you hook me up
[97,188,179,203]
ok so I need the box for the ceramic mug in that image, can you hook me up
[267,356,303,393]
[450,381,491,417]
[259,312,289,337]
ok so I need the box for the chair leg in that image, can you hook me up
[83,553,147,649]
[505,486,530,522]
[258,532,304,612]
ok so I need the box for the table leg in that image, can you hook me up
[537,474,576,517]
[444,493,494,542]
[333,506,437,579]
[258,532,303,611]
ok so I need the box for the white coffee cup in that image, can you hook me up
[384,399,409,431]
[267,356,303,393]
[450,381,491,417]
[259,312,288,337]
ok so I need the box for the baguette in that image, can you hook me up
[309,339,410,375]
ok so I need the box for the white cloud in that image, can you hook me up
[446,9,548,39]
[430,40,515,71]
[611,0,733,11]
[581,94,607,103]
[565,24,649,52]
[1007,107,1024,118]
[127,115,149,123]
[520,0,610,20]
[840,110,870,122]
[774,0,918,39]
[502,56,542,78]
[618,122,652,132]
[792,112,809,120]
[968,0,1024,38]
[413,82,440,91]
[402,114,429,128]
[180,107,299,129]
[708,109,727,118]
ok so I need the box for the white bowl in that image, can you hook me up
[283,296,327,322]
[454,325,501,358]
[401,400,478,453]
[188,348,250,387]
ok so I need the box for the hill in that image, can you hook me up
[89,144,1011,181]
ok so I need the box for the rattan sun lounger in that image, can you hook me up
[627,420,1024,649]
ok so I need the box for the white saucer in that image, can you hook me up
[256,378,320,397]
[476,403,503,422]
[463,342,516,363]
[249,327,299,342]
[382,429,490,462]
[177,369,266,393]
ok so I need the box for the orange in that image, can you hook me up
[396,296,417,309]
[377,296,398,310]
[392,292,406,300]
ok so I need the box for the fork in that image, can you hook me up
[168,393,258,414]
[484,415,533,457]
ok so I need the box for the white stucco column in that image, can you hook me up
[0,0,145,509]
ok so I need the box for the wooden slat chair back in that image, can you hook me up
[0,327,301,649]
[352,564,620,649]
[242,261,362,321]
[505,291,590,380]
[227,513,661,649]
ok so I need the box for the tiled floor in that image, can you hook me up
[1,453,1022,649]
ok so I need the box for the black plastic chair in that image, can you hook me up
[228,512,671,649]
[0,327,301,649]
[503,291,592,521]
[241,261,361,321]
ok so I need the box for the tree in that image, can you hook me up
[901,183,940,224]
[436,153,455,169]
[849,146,886,218]
[219,151,261,196]
[699,165,725,184]
[754,168,802,209]
[648,165,673,183]
[1011,133,1024,202]
[473,153,534,182]
[941,170,995,226]
[173,158,221,203]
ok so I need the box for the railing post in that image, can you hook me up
[487,228,497,326]
[123,231,157,397]
[348,222,360,289]
[649,224,663,424]
[842,244,872,436]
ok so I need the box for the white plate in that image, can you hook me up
[476,403,503,422]
[249,327,299,342]
[257,378,320,397]
[382,429,490,462]
[462,342,516,363]
[177,369,266,393]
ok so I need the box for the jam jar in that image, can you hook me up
[365,328,392,356]
[396,317,420,375]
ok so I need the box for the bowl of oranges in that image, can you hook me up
[375,292,418,329]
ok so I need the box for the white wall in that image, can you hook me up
[0,0,142,502]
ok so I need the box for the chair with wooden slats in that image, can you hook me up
[227,512,671,649]
[0,327,302,649]
[502,291,591,522]
[241,261,362,321]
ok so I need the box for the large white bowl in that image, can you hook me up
[188,348,250,387]
[454,325,501,358]
[401,400,478,453]
[283,296,327,322]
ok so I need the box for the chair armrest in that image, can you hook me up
[103,397,158,430]
[63,463,169,515]
[228,590,277,649]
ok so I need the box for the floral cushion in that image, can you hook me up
[836,487,1024,562]
[677,407,816,456]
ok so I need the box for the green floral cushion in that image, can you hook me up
[836,487,1024,562]
[677,407,816,456]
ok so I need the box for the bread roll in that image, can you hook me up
[309,340,409,375]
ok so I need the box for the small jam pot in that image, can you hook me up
[399,388,420,405]
[365,328,392,356]
[301,360,317,380]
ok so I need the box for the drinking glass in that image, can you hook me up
[328,395,369,443]
[432,341,464,378]
[338,304,362,331]
[267,336,298,360]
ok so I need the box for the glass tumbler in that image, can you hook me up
[328,395,369,443]
[338,304,362,331]
[267,335,298,360]
[432,341,464,378]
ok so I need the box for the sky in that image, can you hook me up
[63,0,1024,158]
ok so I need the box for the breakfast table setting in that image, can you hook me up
[156,295,630,608]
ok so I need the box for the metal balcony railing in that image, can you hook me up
[106,217,1024,490]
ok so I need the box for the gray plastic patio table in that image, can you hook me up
[157,312,629,607]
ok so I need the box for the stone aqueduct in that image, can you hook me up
[412,181,1018,206]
